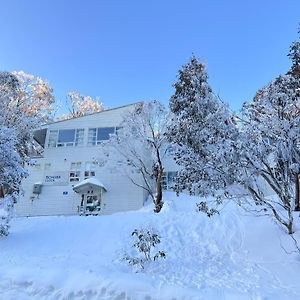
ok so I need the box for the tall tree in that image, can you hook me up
[167,57,239,199]
[241,74,300,234]
[167,56,300,234]
[0,71,40,235]
[287,27,300,210]
[13,71,55,122]
[99,101,168,212]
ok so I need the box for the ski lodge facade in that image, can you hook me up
[15,103,178,217]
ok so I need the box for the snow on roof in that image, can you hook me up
[73,177,107,192]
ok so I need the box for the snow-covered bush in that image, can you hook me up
[0,196,14,237]
[197,201,220,218]
[123,227,166,270]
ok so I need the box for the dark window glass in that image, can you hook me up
[97,127,115,141]
[58,129,75,143]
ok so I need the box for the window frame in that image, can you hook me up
[161,171,177,190]
[84,161,96,179]
[69,162,82,182]
[87,127,116,146]
[48,129,84,148]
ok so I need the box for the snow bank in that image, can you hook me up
[0,192,300,299]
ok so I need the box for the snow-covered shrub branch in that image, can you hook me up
[123,227,166,270]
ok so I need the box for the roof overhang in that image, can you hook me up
[73,178,107,193]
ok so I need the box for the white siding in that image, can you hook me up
[16,104,147,217]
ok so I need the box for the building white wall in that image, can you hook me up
[15,104,148,217]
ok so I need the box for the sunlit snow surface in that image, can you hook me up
[1,192,300,299]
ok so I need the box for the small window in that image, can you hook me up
[88,128,97,146]
[70,162,81,182]
[75,129,84,146]
[48,130,58,147]
[166,145,175,156]
[88,127,115,145]
[84,162,96,179]
[161,171,177,190]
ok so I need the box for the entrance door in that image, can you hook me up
[85,194,101,212]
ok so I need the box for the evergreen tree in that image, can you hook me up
[167,57,239,199]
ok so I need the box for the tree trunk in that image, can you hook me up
[295,174,300,211]
[154,169,163,213]
[153,146,164,213]
[0,186,4,198]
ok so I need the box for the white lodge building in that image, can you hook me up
[16,103,178,217]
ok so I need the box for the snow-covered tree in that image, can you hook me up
[0,71,44,235]
[59,91,104,120]
[0,125,27,197]
[240,73,300,234]
[12,71,55,122]
[0,71,39,161]
[99,101,169,213]
[167,57,240,199]
[167,56,300,234]
[0,125,27,236]
[286,28,300,210]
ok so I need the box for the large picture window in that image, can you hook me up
[88,127,115,145]
[48,129,84,147]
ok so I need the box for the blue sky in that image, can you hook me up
[0,0,299,112]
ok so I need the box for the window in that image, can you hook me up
[69,162,81,182]
[48,129,84,147]
[166,145,175,156]
[161,171,177,190]
[48,130,58,147]
[88,127,115,145]
[84,162,96,179]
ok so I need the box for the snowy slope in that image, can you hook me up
[0,192,300,300]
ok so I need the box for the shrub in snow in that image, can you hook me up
[0,196,14,237]
[123,228,166,270]
[197,201,219,218]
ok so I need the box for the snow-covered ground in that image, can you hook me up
[1,192,300,300]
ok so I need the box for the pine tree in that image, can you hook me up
[167,56,239,199]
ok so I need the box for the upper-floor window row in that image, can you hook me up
[48,129,84,148]
[48,127,120,148]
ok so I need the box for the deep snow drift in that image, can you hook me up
[1,192,300,300]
